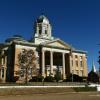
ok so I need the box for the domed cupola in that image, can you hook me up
[34,15,53,44]
[5,35,27,43]
[37,15,49,24]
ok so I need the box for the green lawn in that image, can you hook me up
[0,87,97,96]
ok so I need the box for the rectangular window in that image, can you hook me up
[2,69,4,78]
[80,61,83,67]
[39,29,41,35]
[76,61,78,67]
[75,55,78,58]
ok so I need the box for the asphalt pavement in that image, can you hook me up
[0,92,100,100]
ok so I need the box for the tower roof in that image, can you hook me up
[37,15,49,23]
[5,35,27,43]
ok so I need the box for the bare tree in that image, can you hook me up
[17,49,37,83]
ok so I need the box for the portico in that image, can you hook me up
[41,46,70,79]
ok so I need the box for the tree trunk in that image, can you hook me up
[25,68,28,84]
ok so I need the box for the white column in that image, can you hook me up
[69,56,72,73]
[50,51,53,76]
[4,58,6,81]
[62,53,66,79]
[1,58,3,65]
[36,24,39,34]
[73,55,75,74]
[42,50,45,77]
[78,55,80,76]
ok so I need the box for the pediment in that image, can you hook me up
[44,39,71,49]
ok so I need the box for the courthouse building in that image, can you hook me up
[0,15,88,82]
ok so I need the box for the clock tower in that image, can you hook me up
[34,15,53,44]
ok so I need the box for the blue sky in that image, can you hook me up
[0,0,100,72]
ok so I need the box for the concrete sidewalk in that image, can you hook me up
[0,85,85,89]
